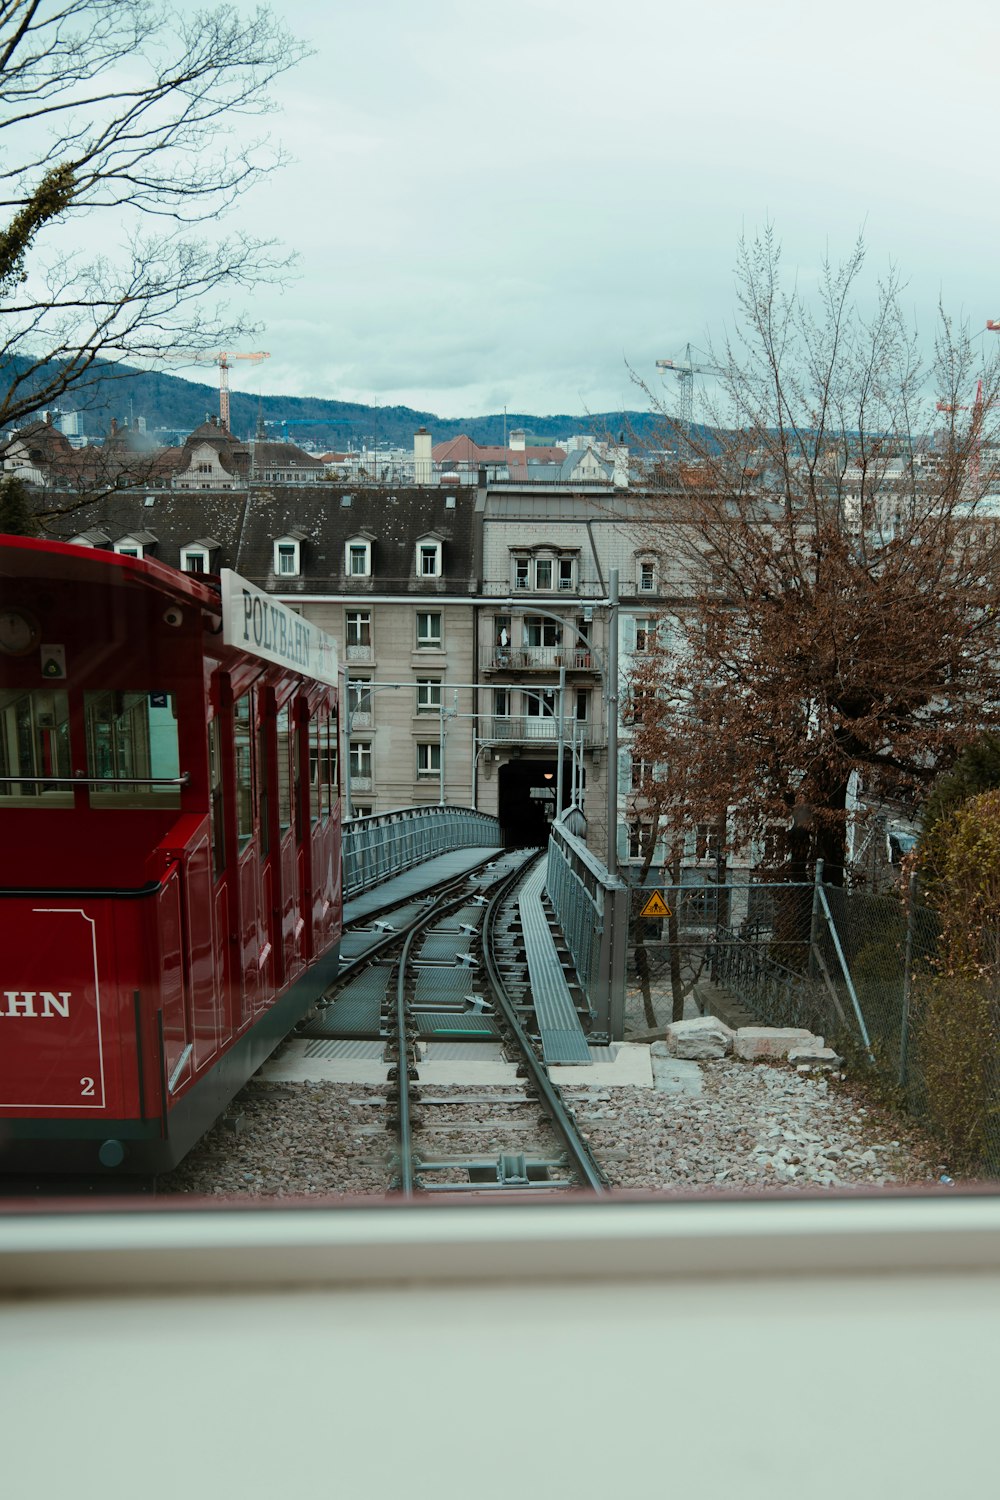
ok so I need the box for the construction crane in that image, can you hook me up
[655,344,724,431]
[163,350,270,432]
[936,370,998,491]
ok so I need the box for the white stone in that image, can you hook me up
[787,1045,843,1071]
[734,1027,817,1061]
[663,1016,736,1060]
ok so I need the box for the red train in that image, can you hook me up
[0,537,342,1176]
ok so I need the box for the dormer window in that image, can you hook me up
[274,532,305,577]
[417,538,442,577]
[346,538,371,577]
[638,557,656,593]
[180,537,218,575]
[114,531,155,558]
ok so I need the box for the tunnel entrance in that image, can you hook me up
[497,758,567,848]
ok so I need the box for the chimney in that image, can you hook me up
[414,427,433,485]
[509,428,526,453]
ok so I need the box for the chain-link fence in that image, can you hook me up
[629,873,1000,1176]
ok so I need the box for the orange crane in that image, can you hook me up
[936,328,1000,490]
[163,350,270,432]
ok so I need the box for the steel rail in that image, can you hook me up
[482,855,608,1196]
[333,852,505,986]
[389,854,535,1196]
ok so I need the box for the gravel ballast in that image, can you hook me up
[158,1055,941,1198]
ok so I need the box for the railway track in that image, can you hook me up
[308,848,605,1196]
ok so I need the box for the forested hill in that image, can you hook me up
[1,356,665,449]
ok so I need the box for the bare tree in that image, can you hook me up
[629,229,1000,885]
[0,0,307,428]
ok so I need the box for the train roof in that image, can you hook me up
[0,534,221,612]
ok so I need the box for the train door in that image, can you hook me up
[253,686,276,1011]
[233,686,263,1025]
[306,692,339,957]
[271,685,305,988]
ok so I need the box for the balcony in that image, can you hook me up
[481,715,606,749]
[480,645,598,674]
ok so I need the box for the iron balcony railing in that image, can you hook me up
[480,644,598,673]
[481,714,605,748]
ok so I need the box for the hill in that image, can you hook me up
[0,356,664,451]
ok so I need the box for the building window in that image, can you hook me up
[417,611,442,648]
[493,688,510,716]
[635,617,651,652]
[525,617,561,648]
[180,548,208,573]
[574,690,589,721]
[628,822,653,860]
[115,546,139,558]
[631,755,652,791]
[274,538,300,576]
[695,821,724,861]
[347,677,372,723]
[417,540,442,577]
[417,679,441,712]
[534,557,552,589]
[349,742,372,781]
[352,804,372,819]
[346,540,370,576]
[346,611,371,648]
[639,560,656,592]
[525,689,556,718]
[629,688,653,724]
[558,558,575,591]
[197,461,212,475]
[417,742,441,777]
[514,557,530,589]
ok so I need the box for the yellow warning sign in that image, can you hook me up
[640,890,672,919]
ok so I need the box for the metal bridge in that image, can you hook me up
[343,804,631,1057]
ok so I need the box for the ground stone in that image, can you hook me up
[664,1016,735,1060]
[788,1045,843,1071]
[734,1027,817,1061]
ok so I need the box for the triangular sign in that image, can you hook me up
[640,890,671,919]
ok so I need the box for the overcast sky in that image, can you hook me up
[216,0,1000,422]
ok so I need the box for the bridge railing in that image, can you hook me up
[545,816,628,1040]
[342,805,501,899]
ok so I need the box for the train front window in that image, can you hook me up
[276,704,292,837]
[0,689,72,806]
[234,693,253,852]
[84,691,181,809]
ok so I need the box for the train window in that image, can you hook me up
[309,711,336,824]
[276,705,292,838]
[0,689,72,806]
[257,718,270,858]
[292,721,302,843]
[84,691,180,809]
[234,693,253,852]
[208,716,226,877]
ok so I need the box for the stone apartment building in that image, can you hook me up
[37,423,713,871]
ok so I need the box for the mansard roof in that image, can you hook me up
[44,485,480,593]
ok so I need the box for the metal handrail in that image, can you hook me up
[0,773,190,787]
